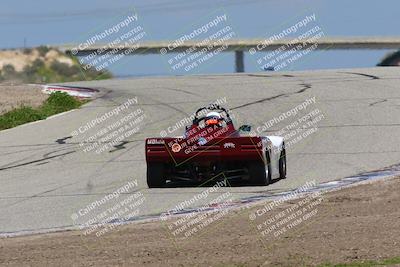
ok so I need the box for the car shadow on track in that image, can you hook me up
[162,177,285,188]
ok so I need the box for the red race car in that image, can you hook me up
[145,105,286,187]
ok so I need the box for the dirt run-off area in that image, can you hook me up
[0,177,399,267]
[0,83,47,115]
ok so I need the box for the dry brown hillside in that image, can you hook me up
[0,46,112,83]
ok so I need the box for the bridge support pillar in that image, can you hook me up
[235,50,244,73]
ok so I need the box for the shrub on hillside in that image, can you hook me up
[51,61,80,77]
[1,64,18,80]
[37,46,50,57]
[23,48,33,55]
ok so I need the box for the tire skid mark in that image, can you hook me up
[291,150,400,155]
[3,181,79,208]
[341,72,380,80]
[0,150,75,171]
[260,123,400,133]
[369,99,388,106]
[35,161,49,166]
[162,87,201,97]
[0,145,55,157]
[109,141,129,153]
[246,74,295,78]
[0,145,75,170]
[231,83,311,110]
[56,136,73,144]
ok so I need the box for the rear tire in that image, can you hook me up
[279,147,287,179]
[249,152,272,186]
[147,162,165,188]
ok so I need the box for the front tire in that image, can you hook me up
[147,162,166,188]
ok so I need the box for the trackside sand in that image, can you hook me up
[0,84,47,115]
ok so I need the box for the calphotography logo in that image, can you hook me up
[73,9,147,73]
[160,176,234,240]
[70,180,145,238]
[162,11,236,73]
[249,13,326,71]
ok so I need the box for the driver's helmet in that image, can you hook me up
[205,111,222,126]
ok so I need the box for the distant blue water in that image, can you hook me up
[1,0,399,77]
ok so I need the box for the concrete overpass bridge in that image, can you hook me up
[55,37,400,72]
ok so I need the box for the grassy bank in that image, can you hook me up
[0,92,84,130]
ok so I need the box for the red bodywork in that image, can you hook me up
[146,121,264,181]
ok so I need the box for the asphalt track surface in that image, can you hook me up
[1,67,399,234]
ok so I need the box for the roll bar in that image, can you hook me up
[192,104,232,125]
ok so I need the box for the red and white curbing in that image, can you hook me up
[42,85,99,99]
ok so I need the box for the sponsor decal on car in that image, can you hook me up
[223,142,235,148]
[198,137,207,146]
[147,139,165,145]
[171,143,182,153]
